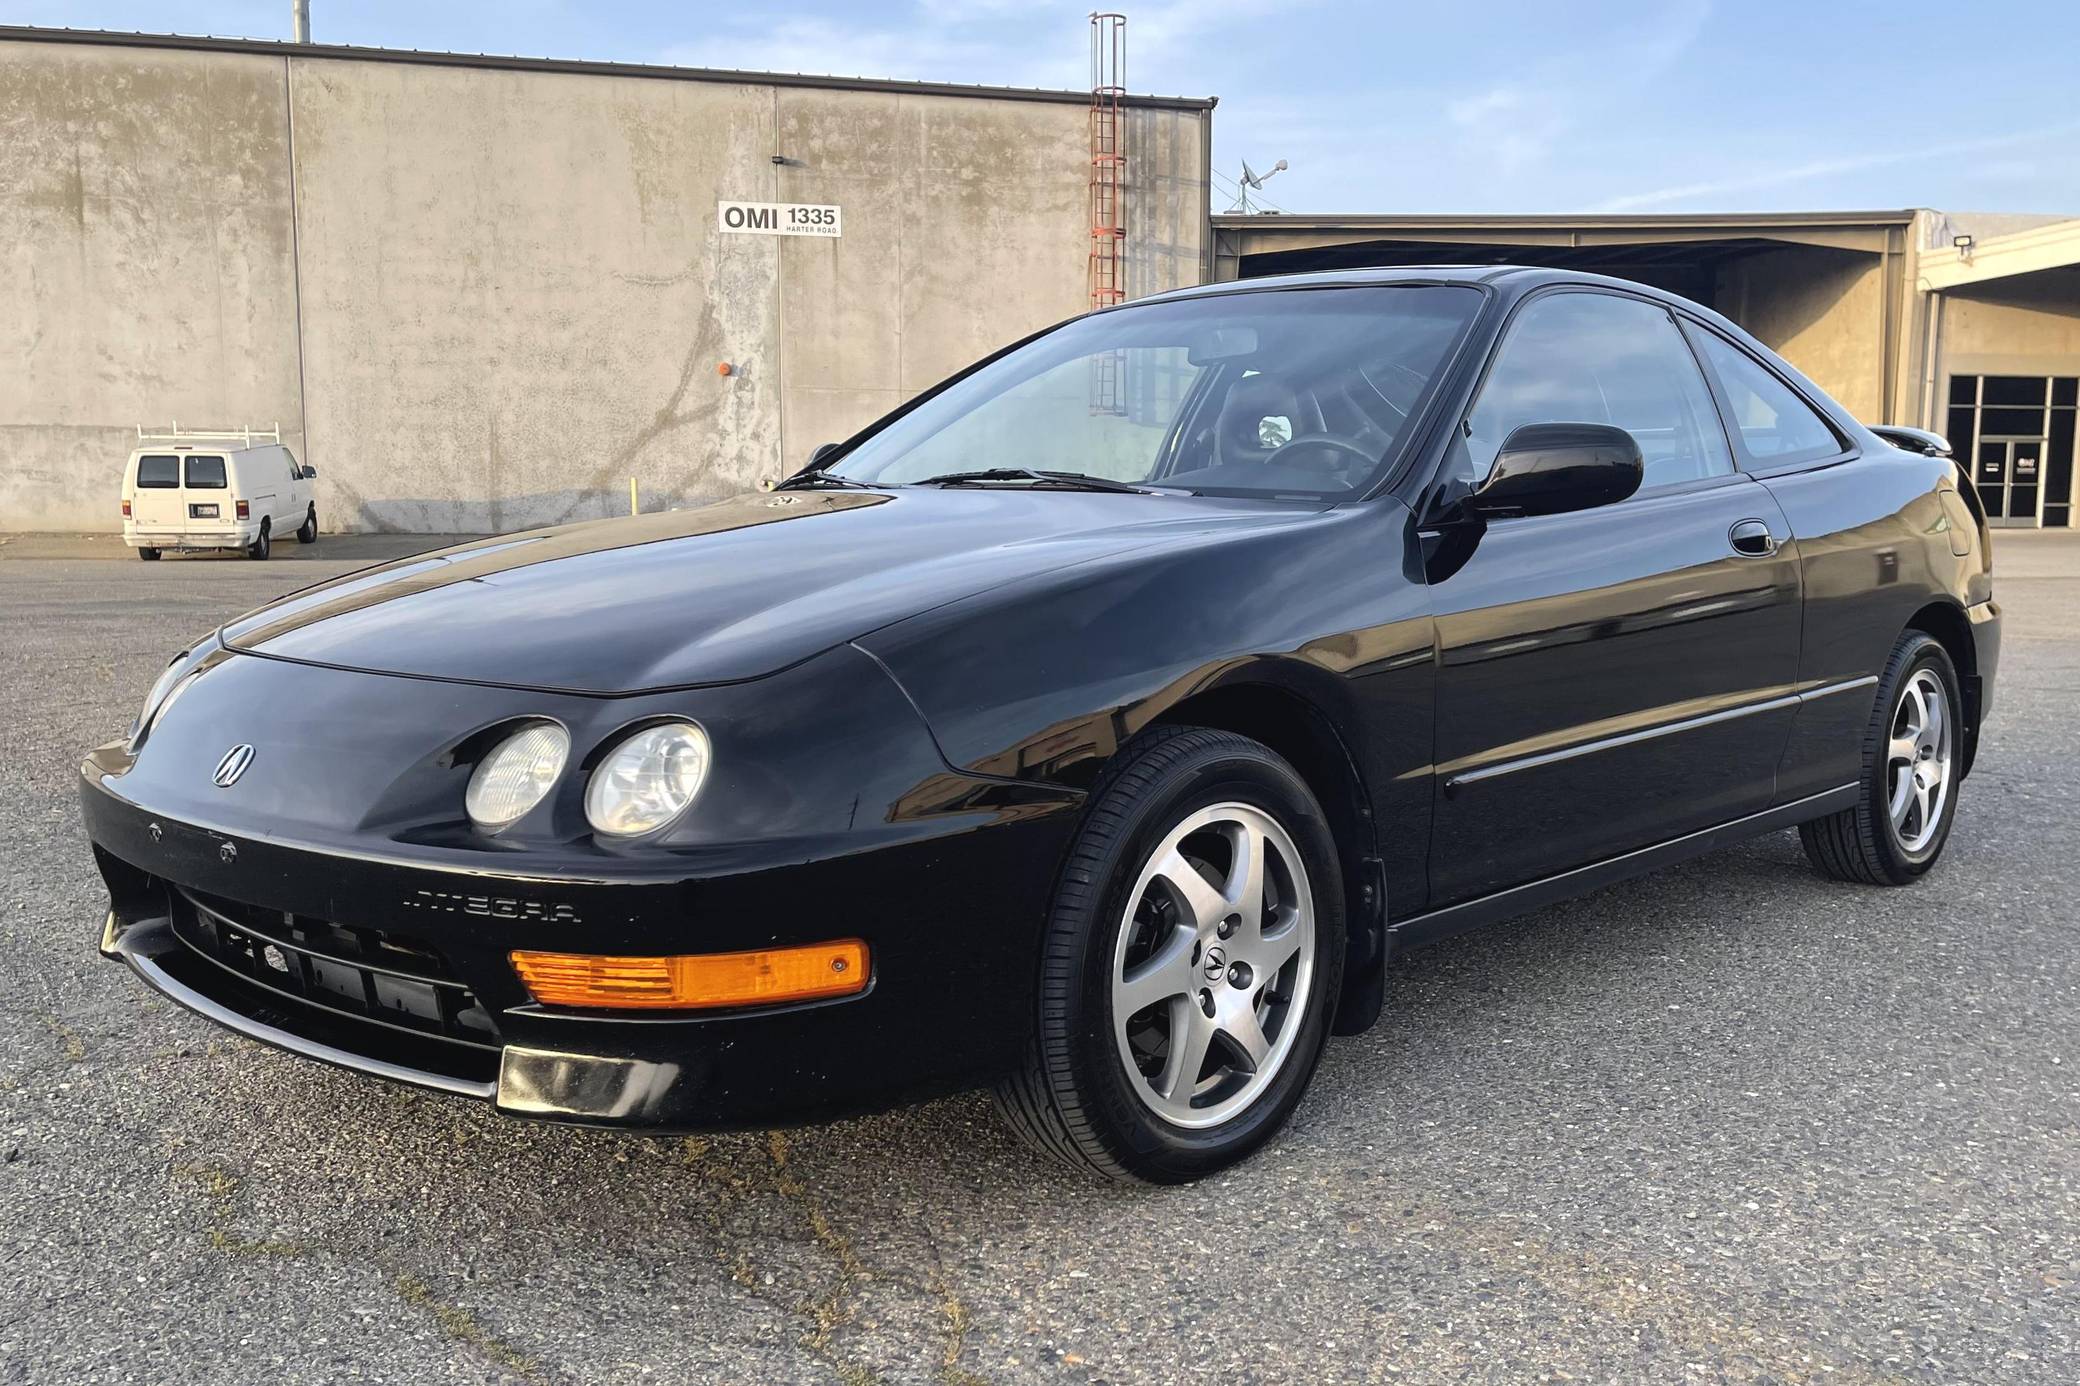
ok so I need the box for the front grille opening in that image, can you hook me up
[172,887,499,1050]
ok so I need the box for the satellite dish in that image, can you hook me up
[1231,157,1290,212]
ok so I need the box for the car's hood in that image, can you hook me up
[220,488,1327,694]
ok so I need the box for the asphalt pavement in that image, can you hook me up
[2,534,2075,1384]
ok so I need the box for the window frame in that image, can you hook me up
[182,454,230,490]
[134,454,182,490]
[1677,318,1855,476]
[815,281,1490,502]
[1456,285,1745,505]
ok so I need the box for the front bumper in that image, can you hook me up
[84,766,1078,1131]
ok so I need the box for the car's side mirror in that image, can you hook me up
[807,442,841,469]
[302,465,318,478]
[1466,422,1643,519]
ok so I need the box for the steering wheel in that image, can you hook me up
[1262,434,1378,469]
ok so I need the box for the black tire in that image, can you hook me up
[137,547,160,561]
[297,506,317,544]
[247,521,270,561]
[993,726,1346,1183]
[1799,632,1963,885]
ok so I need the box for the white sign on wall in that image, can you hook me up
[717,201,842,238]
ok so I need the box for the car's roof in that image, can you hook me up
[1130,263,1871,445]
[1135,264,1700,310]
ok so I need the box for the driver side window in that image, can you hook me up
[1466,292,1732,492]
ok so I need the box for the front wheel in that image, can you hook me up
[297,506,317,544]
[1800,632,1962,885]
[993,727,1345,1183]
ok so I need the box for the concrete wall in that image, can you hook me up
[0,41,307,531]
[0,34,1211,532]
[1715,246,1887,422]
[1937,266,2080,381]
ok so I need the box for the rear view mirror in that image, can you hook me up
[1187,326,1258,366]
[808,442,841,469]
[1468,422,1643,519]
[302,465,318,478]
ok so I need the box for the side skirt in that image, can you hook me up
[1386,784,1859,955]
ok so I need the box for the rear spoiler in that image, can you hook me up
[1871,425,1989,524]
[1869,424,1951,457]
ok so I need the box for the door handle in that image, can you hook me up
[1728,519,1778,557]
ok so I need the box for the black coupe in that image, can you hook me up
[82,267,1999,1182]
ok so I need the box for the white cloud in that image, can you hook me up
[1447,87,1524,127]
[1594,121,2080,212]
[1440,0,1712,176]
[655,0,1278,94]
[659,13,1080,90]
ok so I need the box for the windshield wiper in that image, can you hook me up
[772,471,886,491]
[910,468,1151,493]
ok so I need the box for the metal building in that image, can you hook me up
[1214,210,2080,527]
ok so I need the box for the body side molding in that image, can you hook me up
[1445,677,1880,790]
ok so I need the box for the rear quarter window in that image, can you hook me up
[1685,325,1845,468]
[184,456,228,489]
[135,455,180,488]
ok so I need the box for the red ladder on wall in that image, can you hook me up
[1088,12,1127,415]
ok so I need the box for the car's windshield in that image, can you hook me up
[826,285,1482,498]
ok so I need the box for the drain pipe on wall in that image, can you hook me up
[1919,283,1945,431]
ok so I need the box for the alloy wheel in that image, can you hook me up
[1886,667,1953,855]
[1110,801,1315,1129]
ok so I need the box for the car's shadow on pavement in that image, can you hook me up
[404,829,1848,1188]
[241,826,1843,1195]
[75,806,2050,1384]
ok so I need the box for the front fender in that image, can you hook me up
[859,502,1429,788]
[859,501,1436,938]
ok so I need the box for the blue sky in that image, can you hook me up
[18,0,2080,214]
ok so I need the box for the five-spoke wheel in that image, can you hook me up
[1885,667,1952,856]
[1111,803,1314,1129]
[994,727,1344,1182]
[1801,631,1965,884]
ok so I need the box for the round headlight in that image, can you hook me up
[466,723,570,831]
[585,721,711,838]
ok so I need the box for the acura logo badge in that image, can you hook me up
[212,744,255,788]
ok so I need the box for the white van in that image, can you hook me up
[121,425,317,561]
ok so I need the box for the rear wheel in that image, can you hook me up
[1799,632,1962,885]
[246,520,271,561]
[297,506,317,544]
[993,727,1345,1183]
[137,547,160,561]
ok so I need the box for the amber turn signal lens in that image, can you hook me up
[510,940,868,1011]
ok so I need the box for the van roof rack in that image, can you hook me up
[135,422,281,448]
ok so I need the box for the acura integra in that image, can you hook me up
[82,267,1998,1181]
